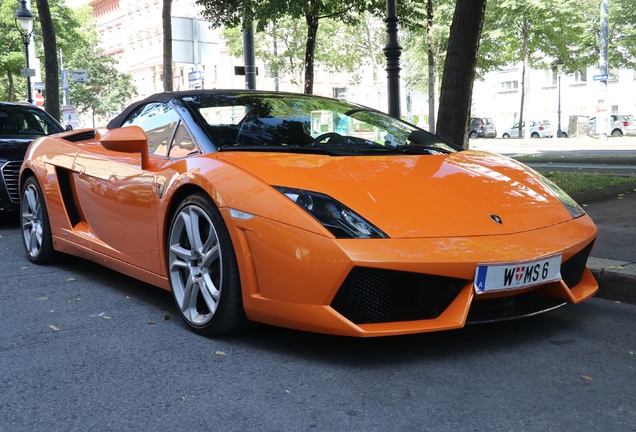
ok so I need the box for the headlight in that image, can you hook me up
[273,186,388,239]
[538,174,585,219]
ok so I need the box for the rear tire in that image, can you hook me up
[611,129,623,137]
[20,176,56,264]
[167,193,248,336]
[502,133,510,138]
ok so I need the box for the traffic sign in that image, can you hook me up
[34,92,44,107]
[62,70,69,90]
[188,70,202,82]
[72,70,88,83]
[21,68,36,77]
[593,73,609,81]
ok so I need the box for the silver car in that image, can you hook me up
[588,115,636,136]
[501,120,554,138]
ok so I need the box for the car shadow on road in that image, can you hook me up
[221,306,587,368]
[58,251,586,367]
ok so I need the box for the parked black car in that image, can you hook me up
[0,102,64,212]
[469,117,497,138]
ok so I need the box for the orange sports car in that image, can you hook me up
[19,91,598,337]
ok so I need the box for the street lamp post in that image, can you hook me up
[14,0,35,104]
[384,0,402,118]
[555,58,564,138]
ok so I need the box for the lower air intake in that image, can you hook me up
[560,242,594,289]
[331,267,464,324]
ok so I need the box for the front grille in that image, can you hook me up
[331,267,464,324]
[560,242,594,289]
[1,160,22,202]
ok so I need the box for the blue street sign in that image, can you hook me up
[593,74,609,81]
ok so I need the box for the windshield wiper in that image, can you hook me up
[395,144,453,155]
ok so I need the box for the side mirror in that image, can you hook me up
[100,125,149,169]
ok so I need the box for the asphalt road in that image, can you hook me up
[469,135,636,158]
[0,215,635,431]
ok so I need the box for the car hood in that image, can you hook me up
[0,137,35,161]
[215,150,576,238]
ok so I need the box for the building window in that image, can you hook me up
[547,68,558,86]
[264,64,278,79]
[500,80,518,91]
[573,69,587,83]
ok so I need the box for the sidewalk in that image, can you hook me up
[571,181,636,304]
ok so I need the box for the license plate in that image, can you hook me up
[474,254,562,294]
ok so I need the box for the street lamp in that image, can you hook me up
[384,0,402,118]
[555,58,564,138]
[14,0,35,104]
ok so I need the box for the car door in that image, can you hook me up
[510,122,521,138]
[72,102,191,275]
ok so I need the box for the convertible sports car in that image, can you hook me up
[19,90,598,337]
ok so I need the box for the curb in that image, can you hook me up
[570,181,636,204]
[588,258,636,305]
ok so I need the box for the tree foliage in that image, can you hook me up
[65,46,136,123]
[196,0,385,94]
[0,0,86,116]
[0,1,29,102]
[62,8,136,123]
[222,12,384,92]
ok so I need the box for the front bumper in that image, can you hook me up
[230,211,598,337]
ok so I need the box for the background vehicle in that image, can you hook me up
[469,117,497,138]
[0,102,64,212]
[502,120,554,138]
[588,115,636,136]
[19,90,598,338]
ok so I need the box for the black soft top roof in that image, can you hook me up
[106,90,319,130]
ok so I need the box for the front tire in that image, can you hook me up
[469,131,478,139]
[20,176,56,264]
[502,133,510,138]
[167,193,247,336]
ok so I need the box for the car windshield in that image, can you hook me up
[181,93,460,156]
[0,105,63,137]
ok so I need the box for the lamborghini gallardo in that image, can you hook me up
[19,91,598,337]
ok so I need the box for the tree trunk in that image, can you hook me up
[162,0,174,91]
[426,0,435,133]
[436,0,487,147]
[36,0,60,121]
[303,14,319,95]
